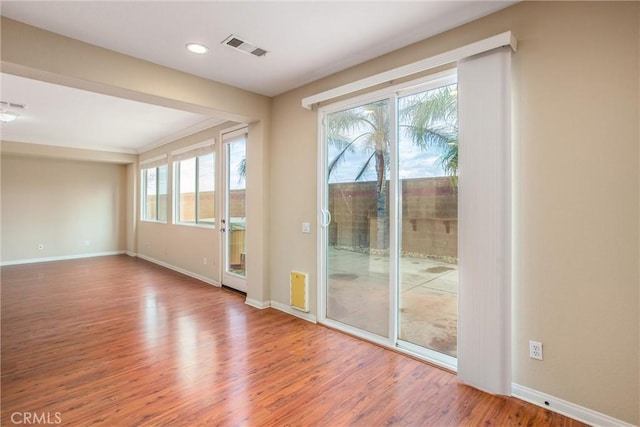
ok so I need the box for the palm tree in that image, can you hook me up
[238,157,246,181]
[327,100,390,249]
[399,85,458,176]
[326,85,457,250]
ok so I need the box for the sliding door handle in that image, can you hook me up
[320,209,332,227]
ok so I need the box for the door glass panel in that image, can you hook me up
[397,84,458,357]
[226,138,246,277]
[325,99,390,337]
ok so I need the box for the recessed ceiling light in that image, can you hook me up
[186,43,208,54]
[0,112,18,122]
[0,101,25,123]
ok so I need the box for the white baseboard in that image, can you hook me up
[136,254,220,287]
[244,299,318,324]
[270,300,317,323]
[125,251,137,257]
[245,298,270,309]
[511,383,635,427]
[1,251,126,266]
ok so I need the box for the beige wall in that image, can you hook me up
[126,163,137,255]
[137,220,217,282]
[136,121,270,291]
[270,2,639,424]
[137,124,230,284]
[1,154,128,262]
[135,121,270,293]
[1,2,638,424]
[2,17,272,301]
[0,18,269,123]
[245,120,271,303]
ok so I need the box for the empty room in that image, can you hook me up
[1,2,638,426]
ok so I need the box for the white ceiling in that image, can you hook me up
[0,73,223,153]
[0,1,515,153]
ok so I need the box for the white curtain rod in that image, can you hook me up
[301,31,517,110]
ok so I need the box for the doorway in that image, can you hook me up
[221,128,248,293]
[319,71,458,369]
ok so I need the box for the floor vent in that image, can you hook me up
[290,271,308,312]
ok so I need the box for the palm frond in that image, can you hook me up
[327,101,390,182]
[440,140,458,176]
[328,131,374,177]
[237,158,246,178]
[401,124,455,152]
[354,151,376,182]
[399,84,458,175]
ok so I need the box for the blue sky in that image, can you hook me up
[228,139,246,190]
[327,138,447,184]
[176,141,245,193]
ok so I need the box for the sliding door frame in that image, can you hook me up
[394,73,458,370]
[317,69,459,370]
[313,34,514,394]
[220,125,248,293]
[317,90,397,349]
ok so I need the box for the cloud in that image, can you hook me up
[327,133,449,183]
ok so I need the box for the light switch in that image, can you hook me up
[302,222,311,233]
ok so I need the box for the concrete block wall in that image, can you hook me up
[328,177,457,261]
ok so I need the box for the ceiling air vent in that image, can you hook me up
[221,34,267,57]
[0,101,25,122]
[0,101,26,110]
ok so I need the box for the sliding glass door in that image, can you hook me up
[324,99,391,338]
[396,84,458,363]
[320,72,458,367]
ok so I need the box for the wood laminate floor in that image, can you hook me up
[1,255,585,426]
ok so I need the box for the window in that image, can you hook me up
[141,165,168,222]
[174,153,215,226]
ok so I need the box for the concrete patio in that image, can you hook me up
[327,247,458,357]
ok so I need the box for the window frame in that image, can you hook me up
[140,164,168,223]
[173,152,216,228]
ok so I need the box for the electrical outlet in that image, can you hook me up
[302,222,311,233]
[203,257,208,265]
[529,340,543,360]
